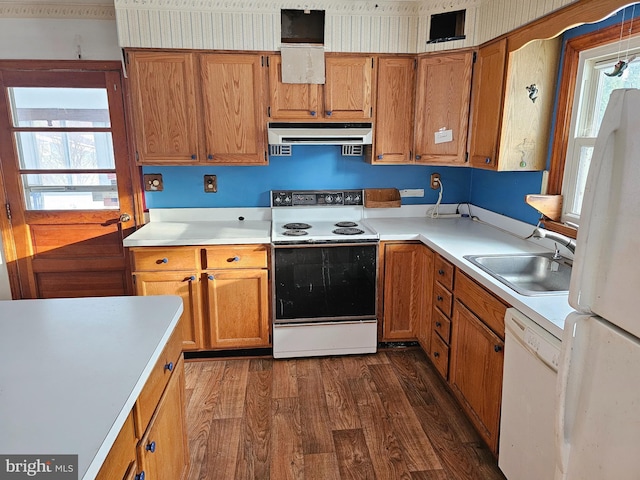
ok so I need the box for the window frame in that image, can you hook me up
[547,17,640,236]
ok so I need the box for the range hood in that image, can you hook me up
[267,122,373,145]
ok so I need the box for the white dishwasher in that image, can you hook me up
[499,308,561,480]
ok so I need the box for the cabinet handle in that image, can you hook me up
[438,269,445,275]
[435,321,442,328]
[326,110,333,116]
[119,212,131,223]
[208,274,215,280]
[164,361,174,372]
[494,345,503,353]
[135,472,145,480]
[158,258,168,264]
[433,351,440,358]
[229,256,240,262]
[415,154,422,160]
[191,154,197,160]
[207,154,214,160]
[437,295,443,302]
[146,441,156,453]
[377,154,383,160]
[485,157,491,164]
[185,275,196,282]
[310,110,317,116]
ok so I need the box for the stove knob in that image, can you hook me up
[325,195,333,203]
[274,197,281,204]
[345,195,352,203]
[285,196,291,202]
[335,195,343,204]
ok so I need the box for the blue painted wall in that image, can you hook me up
[142,145,472,208]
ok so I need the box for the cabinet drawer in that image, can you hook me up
[204,245,268,269]
[433,282,453,318]
[131,247,200,272]
[454,271,508,338]
[134,325,183,436]
[430,331,449,379]
[432,307,451,344]
[434,255,454,290]
[96,411,136,480]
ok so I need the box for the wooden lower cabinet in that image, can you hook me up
[203,268,270,348]
[381,242,433,341]
[450,295,506,455]
[138,357,189,480]
[95,412,136,480]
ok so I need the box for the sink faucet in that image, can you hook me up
[530,227,577,254]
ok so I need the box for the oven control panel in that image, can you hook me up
[271,190,363,207]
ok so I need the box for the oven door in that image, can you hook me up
[273,242,378,324]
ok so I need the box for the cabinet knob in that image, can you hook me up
[186,275,196,282]
[438,269,445,275]
[191,154,197,160]
[435,321,442,328]
[164,361,174,372]
[208,274,215,280]
[433,351,440,358]
[310,110,317,116]
[119,212,131,223]
[326,110,333,116]
[485,157,491,164]
[159,258,168,264]
[146,441,156,453]
[415,154,422,160]
[207,154,214,160]
[437,295,443,302]
[229,256,240,262]
[377,154,383,160]
[135,472,145,480]
[494,345,503,353]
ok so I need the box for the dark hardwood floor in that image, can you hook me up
[184,347,507,480]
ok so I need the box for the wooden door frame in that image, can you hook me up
[0,60,143,299]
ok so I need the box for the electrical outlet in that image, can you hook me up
[430,173,441,190]
[143,173,163,191]
[204,175,217,193]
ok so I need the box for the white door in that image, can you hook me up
[556,312,640,480]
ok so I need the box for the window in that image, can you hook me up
[8,87,119,210]
[562,38,640,225]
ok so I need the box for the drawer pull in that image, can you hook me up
[229,256,240,262]
[135,472,145,480]
[146,441,156,453]
[438,269,445,275]
[435,321,442,328]
[186,275,196,282]
[494,345,503,353]
[437,295,443,302]
[433,351,440,358]
[310,110,317,116]
[158,258,168,264]
[208,274,215,281]
[164,361,174,372]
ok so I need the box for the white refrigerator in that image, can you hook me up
[556,88,640,479]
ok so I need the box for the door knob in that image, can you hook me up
[119,213,131,223]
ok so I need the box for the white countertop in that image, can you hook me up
[0,295,183,480]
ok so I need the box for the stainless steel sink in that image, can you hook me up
[463,252,572,296]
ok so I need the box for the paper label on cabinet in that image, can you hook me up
[434,129,453,144]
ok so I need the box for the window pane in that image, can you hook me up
[9,87,110,127]
[571,145,593,216]
[15,131,115,170]
[591,60,640,135]
[22,173,119,210]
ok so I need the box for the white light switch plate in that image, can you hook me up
[400,189,424,198]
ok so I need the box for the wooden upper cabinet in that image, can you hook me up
[372,56,415,164]
[267,54,374,121]
[128,51,200,164]
[200,53,267,165]
[469,37,560,171]
[324,55,374,119]
[414,51,473,165]
[267,55,322,119]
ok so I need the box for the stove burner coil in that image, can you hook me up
[282,229,309,236]
[333,227,365,235]
[283,222,311,230]
[335,221,358,227]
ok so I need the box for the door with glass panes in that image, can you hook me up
[0,68,137,299]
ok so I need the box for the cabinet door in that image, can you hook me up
[416,245,434,352]
[414,51,473,165]
[324,55,374,119]
[373,57,415,164]
[138,358,189,480]
[128,51,200,164]
[450,299,504,454]
[204,269,270,348]
[267,55,322,120]
[382,243,424,341]
[468,39,507,169]
[200,53,267,165]
[133,272,203,351]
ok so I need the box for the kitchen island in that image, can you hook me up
[0,295,184,480]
